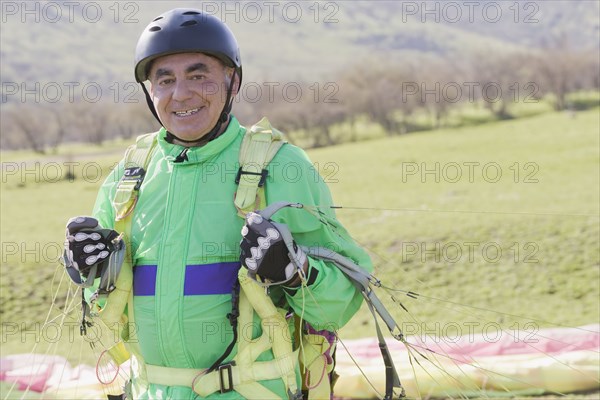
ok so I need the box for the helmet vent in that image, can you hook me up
[182,11,200,15]
[149,26,161,32]
[152,16,163,21]
[180,20,198,27]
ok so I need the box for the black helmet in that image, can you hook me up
[134,8,242,84]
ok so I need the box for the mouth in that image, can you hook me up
[173,107,203,117]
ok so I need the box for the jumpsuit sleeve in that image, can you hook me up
[265,144,373,331]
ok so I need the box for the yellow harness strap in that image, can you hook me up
[99,132,158,366]
[234,117,286,217]
[190,268,300,399]
[300,333,336,399]
[144,269,300,399]
[112,132,158,221]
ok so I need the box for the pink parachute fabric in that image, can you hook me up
[1,325,598,399]
[0,354,128,400]
[335,324,600,398]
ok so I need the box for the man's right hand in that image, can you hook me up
[64,216,119,278]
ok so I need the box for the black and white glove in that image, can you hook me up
[240,212,307,285]
[63,216,119,280]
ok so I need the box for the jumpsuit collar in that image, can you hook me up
[157,117,242,164]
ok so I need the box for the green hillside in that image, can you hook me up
[1,1,598,85]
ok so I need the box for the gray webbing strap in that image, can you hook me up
[302,247,405,399]
[253,201,406,399]
[97,238,126,294]
[303,246,403,341]
[258,201,303,220]
[365,299,405,399]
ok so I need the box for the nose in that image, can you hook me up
[172,79,193,102]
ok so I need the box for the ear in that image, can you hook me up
[231,72,240,97]
[230,69,241,97]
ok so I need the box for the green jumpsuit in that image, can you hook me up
[92,117,372,399]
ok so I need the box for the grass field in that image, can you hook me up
[1,108,598,397]
[322,108,599,335]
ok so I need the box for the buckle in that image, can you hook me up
[235,167,268,187]
[122,167,146,190]
[218,362,234,393]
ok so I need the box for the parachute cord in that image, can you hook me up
[405,350,423,400]
[96,350,121,385]
[383,283,600,389]
[387,294,487,399]
[324,204,600,218]
[364,242,600,383]
[404,344,462,400]
[381,285,600,383]
[304,355,327,390]
[44,296,82,399]
[75,337,85,400]
[383,285,600,357]
[407,341,570,397]
[387,294,495,398]
[315,203,600,336]
[292,279,387,398]
[7,268,76,400]
[334,335,385,399]
[381,284,600,335]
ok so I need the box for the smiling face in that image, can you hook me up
[148,53,238,142]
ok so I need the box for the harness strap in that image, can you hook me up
[143,269,301,399]
[112,132,158,221]
[106,341,130,366]
[100,133,157,324]
[192,352,299,395]
[236,268,300,396]
[144,352,300,397]
[145,364,204,387]
[96,132,158,367]
[374,308,404,399]
[300,332,336,400]
[234,117,286,217]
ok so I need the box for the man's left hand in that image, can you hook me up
[240,212,306,285]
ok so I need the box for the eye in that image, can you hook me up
[190,74,206,81]
[157,77,174,86]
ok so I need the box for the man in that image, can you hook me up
[64,8,372,399]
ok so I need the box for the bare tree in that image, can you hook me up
[236,81,349,148]
[46,104,71,152]
[470,51,529,119]
[532,33,595,111]
[303,99,348,148]
[343,62,423,135]
[3,105,57,153]
[109,101,161,139]
[419,58,463,129]
[69,102,110,145]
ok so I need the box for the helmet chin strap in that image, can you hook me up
[140,69,238,146]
